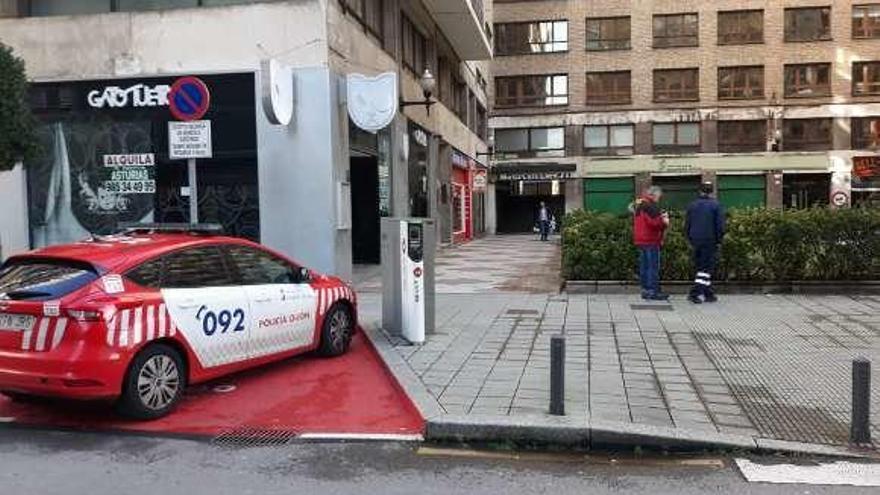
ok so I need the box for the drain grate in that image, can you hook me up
[212,426,299,449]
[630,304,674,311]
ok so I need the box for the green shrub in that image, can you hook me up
[562,207,880,281]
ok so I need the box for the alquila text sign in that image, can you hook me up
[168,120,213,160]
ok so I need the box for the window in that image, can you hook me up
[340,0,384,40]
[584,125,634,156]
[852,117,880,149]
[653,122,700,152]
[586,16,631,51]
[401,15,427,73]
[718,10,763,45]
[126,259,163,289]
[717,120,767,153]
[586,71,631,104]
[853,4,880,39]
[0,258,98,301]
[494,127,565,158]
[718,66,764,100]
[653,13,699,48]
[161,246,237,288]
[475,102,488,140]
[225,246,299,285]
[495,74,568,107]
[783,119,832,151]
[853,61,880,95]
[785,7,832,42]
[653,68,699,102]
[24,0,260,16]
[494,20,568,55]
[784,63,831,97]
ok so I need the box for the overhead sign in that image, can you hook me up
[87,84,170,108]
[347,72,398,133]
[168,76,211,121]
[169,120,212,160]
[261,59,294,126]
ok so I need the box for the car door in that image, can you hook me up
[224,245,318,358]
[160,246,251,368]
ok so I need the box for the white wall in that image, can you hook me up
[0,1,328,81]
[0,164,30,259]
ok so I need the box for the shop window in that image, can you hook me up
[718,66,764,100]
[586,71,631,105]
[653,68,699,102]
[783,173,830,209]
[852,117,880,149]
[785,7,832,42]
[784,63,831,97]
[495,127,564,158]
[339,0,384,42]
[853,61,880,96]
[782,118,832,151]
[653,122,700,153]
[853,4,880,39]
[718,10,763,45]
[584,124,634,156]
[494,20,568,56]
[401,15,427,74]
[653,13,699,48]
[495,74,568,108]
[586,16,631,51]
[717,120,767,153]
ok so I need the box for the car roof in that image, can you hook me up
[10,233,258,273]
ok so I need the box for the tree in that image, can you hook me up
[0,42,39,171]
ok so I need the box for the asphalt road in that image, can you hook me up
[0,428,875,495]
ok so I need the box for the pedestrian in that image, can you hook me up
[631,186,670,300]
[537,201,551,241]
[684,182,726,304]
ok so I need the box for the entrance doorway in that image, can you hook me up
[783,173,831,209]
[496,180,565,233]
[351,155,381,265]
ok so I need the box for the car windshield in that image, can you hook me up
[0,258,99,301]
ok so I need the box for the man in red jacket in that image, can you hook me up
[632,186,670,300]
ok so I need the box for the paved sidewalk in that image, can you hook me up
[361,292,879,454]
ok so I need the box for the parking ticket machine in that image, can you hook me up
[381,218,435,344]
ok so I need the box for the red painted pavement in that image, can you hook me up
[0,333,424,437]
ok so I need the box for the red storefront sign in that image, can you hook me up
[853,156,880,179]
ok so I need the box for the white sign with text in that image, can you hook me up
[168,120,213,160]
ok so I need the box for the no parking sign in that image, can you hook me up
[168,76,211,121]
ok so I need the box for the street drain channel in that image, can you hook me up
[212,427,300,449]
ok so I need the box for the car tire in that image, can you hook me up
[318,303,354,357]
[116,343,186,420]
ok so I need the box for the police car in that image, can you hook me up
[0,224,357,419]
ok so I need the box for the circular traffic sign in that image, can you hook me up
[831,191,849,207]
[168,76,211,121]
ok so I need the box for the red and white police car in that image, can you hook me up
[0,225,357,419]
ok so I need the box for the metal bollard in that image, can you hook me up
[851,358,872,445]
[550,335,565,416]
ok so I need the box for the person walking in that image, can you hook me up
[632,186,670,300]
[537,201,551,241]
[684,182,726,304]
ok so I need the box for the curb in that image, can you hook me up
[361,324,877,459]
[565,280,880,295]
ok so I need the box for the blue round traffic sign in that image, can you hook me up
[169,76,211,121]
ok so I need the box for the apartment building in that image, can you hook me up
[0,0,492,276]
[489,0,880,233]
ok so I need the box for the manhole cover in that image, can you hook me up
[212,427,299,449]
[630,304,674,311]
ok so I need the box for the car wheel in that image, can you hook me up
[319,304,353,357]
[116,344,186,420]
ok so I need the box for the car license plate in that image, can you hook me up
[0,313,36,332]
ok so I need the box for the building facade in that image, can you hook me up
[489,0,880,232]
[0,0,492,277]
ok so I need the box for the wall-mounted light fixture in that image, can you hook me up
[400,68,437,115]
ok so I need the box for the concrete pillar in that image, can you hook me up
[702,120,718,153]
[701,170,717,192]
[427,134,441,249]
[833,117,851,150]
[634,122,653,155]
[564,179,583,214]
[634,172,652,195]
[565,125,583,157]
[486,182,497,235]
[766,170,784,209]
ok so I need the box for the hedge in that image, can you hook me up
[562,208,880,281]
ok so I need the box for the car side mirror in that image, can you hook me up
[297,267,311,283]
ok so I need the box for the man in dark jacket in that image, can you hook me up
[632,186,670,300]
[684,182,726,304]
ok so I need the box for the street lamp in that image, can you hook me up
[400,68,438,115]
